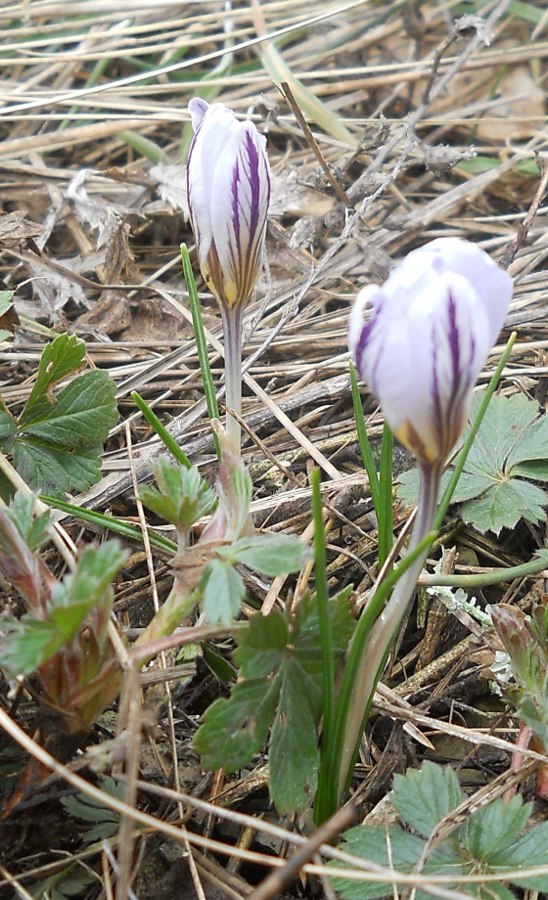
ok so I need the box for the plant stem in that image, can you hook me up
[336,462,441,798]
[220,303,243,451]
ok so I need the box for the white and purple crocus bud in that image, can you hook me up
[187,97,271,311]
[186,98,271,451]
[349,237,513,469]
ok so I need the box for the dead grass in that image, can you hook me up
[0,0,547,897]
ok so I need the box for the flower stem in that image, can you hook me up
[220,303,243,451]
[336,462,441,796]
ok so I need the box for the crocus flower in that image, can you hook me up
[186,98,271,450]
[348,237,512,468]
[338,238,512,799]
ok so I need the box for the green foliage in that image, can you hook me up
[0,290,14,343]
[217,533,313,577]
[29,777,122,899]
[398,391,548,535]
[140,457,217,528]
[491,602,548,748]
[330,761,548,899]
[4,491,53,550]
[0,333,118,493]
[390,762,463,837]
[201,557,246,625]
[61,775,122,844]
[199,529,312,625]
[0,541,127,676]
[194,589,354,813]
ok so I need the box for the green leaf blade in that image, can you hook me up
[488,821,548,891]
[466,796,531,862]
[20,334,87,425]
[14,441,103,494]
[194,679,280,772]
[21,370,117,446]
[201,558,245,625]
[390,761,463,838]
[329,826,428,900]
[269,656,319,813]
[227,533,312,576]
[460,478,547,535]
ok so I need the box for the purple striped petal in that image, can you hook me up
[349,239,512,466]
[186,99,271,309]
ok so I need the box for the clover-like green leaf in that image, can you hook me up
[331,763,548,900]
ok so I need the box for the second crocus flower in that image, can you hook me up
[338,238,512,797]
[349,237,512,469]
[187,99,271,450]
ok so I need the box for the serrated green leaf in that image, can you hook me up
[1,542,127,676]
[14,441,103,494]
[11,368,118,494]
[398,392,548,534]
[21,369,117,446]
[269,656,319,813]
[195,591,354,813]
[5,492,52,551]
[391,761,463,837]
[0,410,16,447]
[467,393,538,474]
[235,611,288,679]
[398,467,490,508]
[329,826,428,899]
[489,821,548,891]
[506,411,548,467]
[511,459,548,482]
[20,334,86,425]
[0,617,65,675]
[140,458,216,529]
[194,678,280,771]
[224,533,311,576]
[466,796,531,862]
[57,542,127,609]
[460,478,547,535]
[201,558,245,625]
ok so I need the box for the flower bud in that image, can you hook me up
[186,98,271,309]
[349,238,512,466]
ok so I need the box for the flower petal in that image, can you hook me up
[186,99,271,309]
[349,238,512,466]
